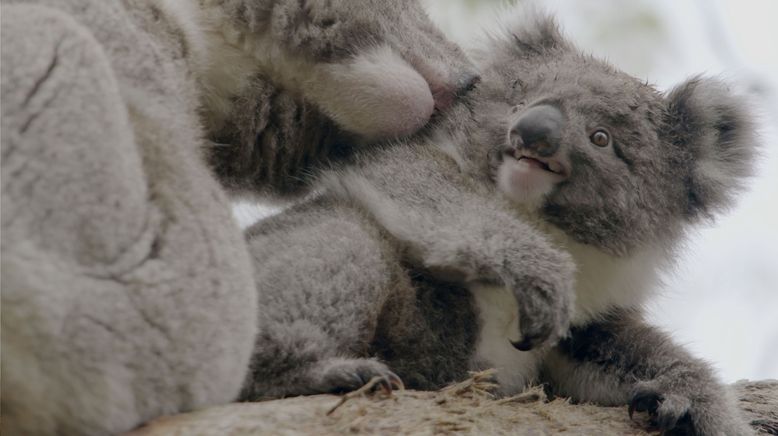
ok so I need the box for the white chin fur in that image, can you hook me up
[497,159,560,206]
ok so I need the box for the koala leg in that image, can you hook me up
[240,199,408,400]
[542,310,753,435]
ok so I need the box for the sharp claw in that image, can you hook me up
[387,372,405,391]
[375,372,404,394]
[377,378,392,394]
[629,391,663,423]
[510,337,535,351]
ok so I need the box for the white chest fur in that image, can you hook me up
[546,228,667,326]
[468,235,667,397]
[469,283,542,396]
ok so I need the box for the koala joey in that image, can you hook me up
[243,14,756,436]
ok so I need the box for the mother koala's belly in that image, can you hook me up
[470,284,543,395]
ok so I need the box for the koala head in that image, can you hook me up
[465,14,756,256]
[217,0,479,140]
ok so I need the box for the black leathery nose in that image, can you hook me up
[510,104,565,157]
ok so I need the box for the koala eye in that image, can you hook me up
[590,129,610,147]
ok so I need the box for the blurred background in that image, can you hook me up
[235,0,778,382]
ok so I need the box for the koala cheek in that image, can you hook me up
[306,45,434,140]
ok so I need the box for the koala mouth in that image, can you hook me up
[503,148,567,177]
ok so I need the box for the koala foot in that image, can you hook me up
[309,357,403,395]
[628,383,752,436]
[629,389,694,435]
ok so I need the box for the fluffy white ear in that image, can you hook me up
[663,76,758,219]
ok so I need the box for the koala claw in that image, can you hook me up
[502,241,575,351]
[629,389,695,436]
[628,390,661,420]
[511,275,574,351]
[510,324,553,351]
[510,338,533,352]
[376,371,405,393]
[312,358,403,394]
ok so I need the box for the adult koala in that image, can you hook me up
[201,0,479,197]
[0,0,474,434]
[241,14,756,435]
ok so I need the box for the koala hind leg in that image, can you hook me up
[240,199,409,399]
[542,309,753,435]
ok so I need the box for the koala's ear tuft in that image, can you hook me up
[477,10,570,64]
[507,11,571,56]
[663,76,757,219]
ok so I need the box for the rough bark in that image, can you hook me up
[127,372,777,435]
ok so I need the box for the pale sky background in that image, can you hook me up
[235,0,778,382]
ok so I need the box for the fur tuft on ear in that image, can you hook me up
[663,76,758,219]
[507,10,570,55]
[475,9,570,66]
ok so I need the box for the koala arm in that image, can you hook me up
[326,145,574,349]
[207,74,352,197]
[403,198,575,350]
[543,309,752,435]
[198,0,477,197]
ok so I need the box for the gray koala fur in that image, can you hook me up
[1,3,257,435]
[0,0,472,434]
[242,13,757,435]
[201,0,479,198]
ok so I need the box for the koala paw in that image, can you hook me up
[629,389,694,434]
[628,382,753,436]
[510,249,575,351]
[309,357,403,394]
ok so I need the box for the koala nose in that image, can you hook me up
[510,104,564,157]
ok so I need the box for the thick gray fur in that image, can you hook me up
[202,0,478,198]
[242,13,757,435]
[0,0,471,434]
[0,2,257,435]
[550,308,753,435]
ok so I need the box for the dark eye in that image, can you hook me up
[590,129,610,147]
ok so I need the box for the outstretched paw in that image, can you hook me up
[310,357,403,395]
